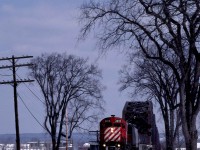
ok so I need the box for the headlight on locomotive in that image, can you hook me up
[110,127,114,133]
[117,144,120,148]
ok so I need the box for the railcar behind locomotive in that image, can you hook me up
[99,101,161,150]
[99,115,154,150]
[99,115,127,150]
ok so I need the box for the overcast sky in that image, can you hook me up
[0,0,131,134]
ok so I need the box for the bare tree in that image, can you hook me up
[80,0,200,149]
[66,96,102,139]
[120,53,181,149]
[29,53,104,150]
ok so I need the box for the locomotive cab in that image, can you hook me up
[100,115,127,150]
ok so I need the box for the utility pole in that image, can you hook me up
[66,108,68,150]
[0,55,34,150]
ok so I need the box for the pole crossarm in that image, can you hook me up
[0,55,34,150]
[0,79,34,84]
[0,63,33,69]
[0,56,33,61]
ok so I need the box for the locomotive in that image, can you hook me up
[99,115,127,150]
[99,115,152,150]
[99,101,161,150]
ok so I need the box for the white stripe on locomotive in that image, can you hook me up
[104,127,121,142]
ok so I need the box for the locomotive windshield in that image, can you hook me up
[104,122,112,127]
[101,122,112,128]
[113,123,121,127]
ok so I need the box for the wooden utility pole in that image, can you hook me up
[0,55,34,150]
[66,109,68,150]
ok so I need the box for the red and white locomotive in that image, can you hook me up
[99,101,161,150]
[99,115,127,150]
[99,115,155,150]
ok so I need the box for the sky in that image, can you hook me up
[0,0,131,134]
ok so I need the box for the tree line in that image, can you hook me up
[21,0,200,149]
[79,0,200,150]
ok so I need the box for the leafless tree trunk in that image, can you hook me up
[79,1,200,149]
[120,56,181,149]
[29,53,105,150]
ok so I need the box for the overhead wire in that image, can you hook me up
[17,93,46,131]
[0,73,12,77]
[15,72,46,130]
[0,60,47,131]
[16,73,45,105]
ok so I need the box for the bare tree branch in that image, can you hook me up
[79,0,200,149]
[29,53,105,150]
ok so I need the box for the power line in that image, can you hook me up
[17,93,46,131]
[16,73,45,105]
[0,55,34,150]
[0,73,12,77]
